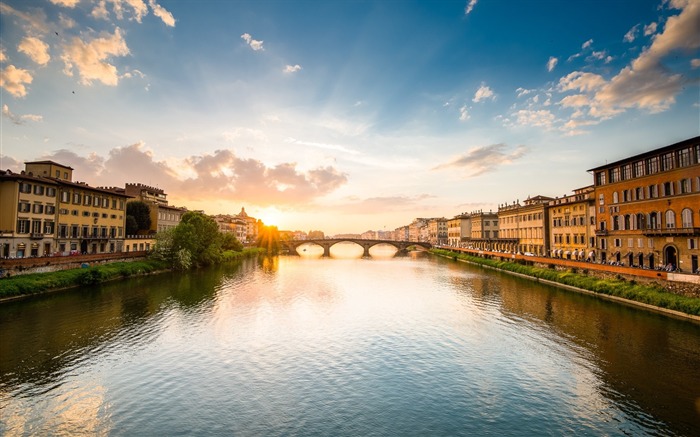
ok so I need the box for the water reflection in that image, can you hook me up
[0,256,698,436]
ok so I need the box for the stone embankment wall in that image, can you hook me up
[0,252,149,277]
[440,247,700,299]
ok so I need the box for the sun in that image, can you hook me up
[258,207,282,228]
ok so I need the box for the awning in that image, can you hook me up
[564,251,571,256]
[572,250,579,257]
[588,251,595,259]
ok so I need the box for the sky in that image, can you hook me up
[1,0,699,235]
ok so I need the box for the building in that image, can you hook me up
[427,218,448,245]
[548,186,596,261]
[469,210,498,251]
[496,196,552,255]
[123,183,187,234]
[447,214,471,247]
[0,161,129,257]
[589,136,700,271]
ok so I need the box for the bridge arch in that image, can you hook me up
[285,239,431,258]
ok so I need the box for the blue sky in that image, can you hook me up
[1,0,699,234]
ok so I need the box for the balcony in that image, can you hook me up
[30,233,44,239]
[642,227,700,237]
[595,229,608,236]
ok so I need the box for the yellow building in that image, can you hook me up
[0,161,130,257]
[548,186,596,260]
[496,196,552,255]
[0,169,60,257]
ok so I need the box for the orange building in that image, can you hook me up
[589,136,700,272]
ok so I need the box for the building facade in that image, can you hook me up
[469,211,498,250]
[447,214,471,247]
[548,186,596,261]
[589,136,700,271]
[0,161,129,257]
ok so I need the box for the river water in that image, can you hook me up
[1,248,699,436]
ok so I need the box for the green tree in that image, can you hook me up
[256,225,280,254]
[221,232,243,252]
[126,201,152,234]
[125,216,139,236]
[171,211,222,267]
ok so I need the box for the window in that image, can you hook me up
[623,190,630,202]
[33,185,44,195]
[83,211,90,217]
[596,171,606,185]
[609,167,620,183]
[689,239,697,249]
[19,182,31,193]
[614,238,621,247]
[59,208,69,215]
[663,182,674,196]
[59,224,68,238]
[679,147,692,167]
[45,205,55,214]
[682,208,693,228]
[18,202,31,213]
[646,156,659,174]
[600,239,607,250]
[661,152,675,171]
[633,161,645,177]
[649,185,658,198]
[665,210,676,229]
[681,178,691,194]
[71,225,79,238]
[32,220,42,234]
[73,193,82,204]
[628,238,634,248]
[93,196,100,207]
[17,219,30,233]
[46,187,56,197]
[56,170,60,178]
[600,221,607,231]
[71,210,79,216]
[84,195,92,206]
[621,164,632,180]
[612,192,619,203]
[635,187,644,200]
[32,204,44,214]
[92,212,99,217]
[103,198,109,208]
[44,221,55,234]
[598,194,604,205]
[63,172,68,179]
[649,212,659,229]
[61,191,70,202]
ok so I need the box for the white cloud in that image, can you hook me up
[148,0,176,27]
[2,104,43,124]
[49,0,80,7]
[241,33,264,51]
[0,48,7,62]
[513,109,556,129]
[18,36,51,65]
[472,83,494,102]
[61,28,130,86]
[464,0,478,15]
[558,72,606,92]
[644,22,657,36]
[516,87,533,98]
[547,56,558,72]
[284,64,302,73]
[691,58,700,68]
[624,24,639,42]
[582,39,593,49]
[459,105,470,121]
[0,65,33,97]
[434,143,528,177]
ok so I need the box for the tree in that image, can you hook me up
[125,216,139,236]
[171,211,222,267]
[221,232,243,252]
[126,201,152,234]
[256,225,280,254]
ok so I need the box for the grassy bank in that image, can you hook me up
[0,248,263,300]
[431,248,700,316]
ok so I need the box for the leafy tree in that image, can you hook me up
[126,201,152,234]
[308,230,325,239]
[221,232,243,252]
[125,216,139,236]
[171,211,222,267]
[256,225,280,254]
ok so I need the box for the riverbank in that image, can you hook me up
[431,248,700,320]
[0,248,263,302]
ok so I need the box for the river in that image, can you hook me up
[1,247,699,436]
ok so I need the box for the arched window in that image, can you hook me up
[612,192,619,203]
[636,213,646,229]
[665,210,676,229]
[649,212,659,229]
[624,214,631,230]
[681,208,693,228]
[613,216,620,230]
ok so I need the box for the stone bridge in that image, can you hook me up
[283,239,432,257]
